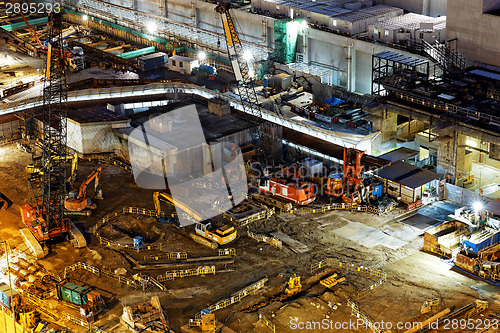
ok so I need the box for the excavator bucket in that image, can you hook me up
[0,191,13,211]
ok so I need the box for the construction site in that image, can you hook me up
[1,0,500,332]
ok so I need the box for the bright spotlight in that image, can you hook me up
[243,50,253,62]
[198,51,207,61]
[146,21,157,34]
[82,15,88,21]
[301,20,308,28]
[473,201,483,213]
[249,69,255,78]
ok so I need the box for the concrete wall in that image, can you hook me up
[376,0,447,16]
[447,0,500,67]
[67,120,129,155]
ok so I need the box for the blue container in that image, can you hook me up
[463,230,500,254]
[263,78,268,88]
[133,236,144,249]
[372,183,384,198]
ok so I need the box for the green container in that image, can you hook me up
[59,282,89,306]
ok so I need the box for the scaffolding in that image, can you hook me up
[274,19,299,64]
[371,50,429,96]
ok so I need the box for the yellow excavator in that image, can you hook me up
[64,166,102,215]
[153,192,237,245]
[26,152,78,187]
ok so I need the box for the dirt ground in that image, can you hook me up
[1,142,500,333]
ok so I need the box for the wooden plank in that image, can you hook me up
[270,231,309,253]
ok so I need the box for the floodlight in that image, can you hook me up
[146,21,157,34]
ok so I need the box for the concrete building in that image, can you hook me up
[167,55,199,75]
[375,0,448,17]
[369,13,446,43]
[447,0,500,67]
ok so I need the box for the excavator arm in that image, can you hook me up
[153,192,203,221]
[78,166,101,199]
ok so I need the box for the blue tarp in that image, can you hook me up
[323,97,344,106]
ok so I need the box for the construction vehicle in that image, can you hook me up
[56,280,105,323]
[153,191,191,224]
[258,177,316,205]
[21,12,86,258]
[153,192,237,245]
[284,274,301,297]
[195,221,237,245]
[324,148,365,205]
[0,191,13,211]
[420,298,441,314]
[26,152,78,187]
[64,166,102,215]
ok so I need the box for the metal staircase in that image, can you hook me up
[409,38,467,74]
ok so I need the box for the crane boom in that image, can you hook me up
[215,2,260,118]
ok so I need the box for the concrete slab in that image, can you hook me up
[400,213,438,230]
[417,201,462,221]
[381,221,423,242]
[270,231,310,253]
[334,221,407,249]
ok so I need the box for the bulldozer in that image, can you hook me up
[64,166,102,215]
[284,274,301,297]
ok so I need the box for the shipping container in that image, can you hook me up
[463,228,500,254]
[455,252,478,272]
[138,52,168,72]
[57,281,91,306]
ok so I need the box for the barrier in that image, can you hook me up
[218,248,236,256]
[157,265,216,282]
[247,230,282,249]
[189,277,268,326]
[144,252,188,261]
[287,202,382,216]
[311,259,387,299]
[348,299,388,333]
[259,313,276,332]
[64,262,141,289]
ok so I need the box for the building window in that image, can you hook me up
[296,10,300,16]
[374,27,379,34]
[172,60,176,66]
[307,12,311,18]
[332,19,337,26]
[384,29,389,36]
[180,62,184,68]
[276,5,279,10]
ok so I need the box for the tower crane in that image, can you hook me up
[215,1,260,118]
[20,13,86,257]
[215,0,281,167]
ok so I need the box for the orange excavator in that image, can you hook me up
[64,166,103,215]
[325,148,364,205]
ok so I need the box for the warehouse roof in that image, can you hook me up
[377,161,440,189]
[378,147,419,162]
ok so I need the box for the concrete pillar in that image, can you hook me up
[346,44,356,92]
[133,0,138,10]
[191,2,197,27]
[302,33,309,64]
[375,108,397,144]
[436,130,466,182]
